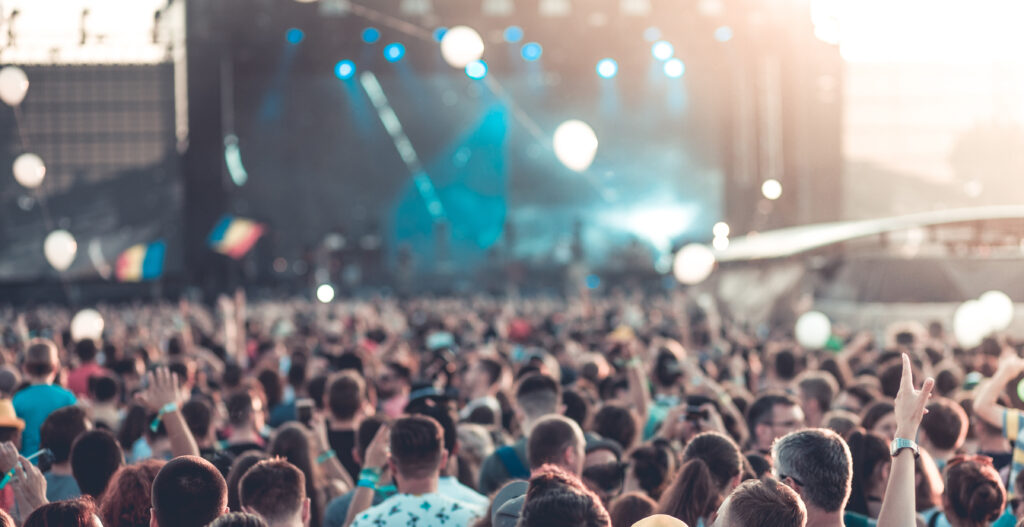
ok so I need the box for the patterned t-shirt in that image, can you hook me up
[350,492,482,527]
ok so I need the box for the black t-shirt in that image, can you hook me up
[328,429,359,482]
[224,441,264,458]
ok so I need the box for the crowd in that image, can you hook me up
[0,292,1020,527]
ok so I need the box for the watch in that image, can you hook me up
[890,437,919,458]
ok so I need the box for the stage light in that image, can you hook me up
[12,152,45,189]
[384,43,405,62]
[334,60,356,79]
[712,235,729,251]
[504,25,524,43]
[596,58,618,79]
[761,179,783,200]
[643,27,661,42]
[70,309,104,341]
[362,27,381,43]
[714,26,733,42]
[554,120,599,172]
[673,243,715,285]
[521,42,543,61]
[465,60,488,79]
[712,222,730,238]
[285,28,305,44]
[651,40,674,60]
[663,58,685,78]
[440,26,485,68]
[316,284,336,303]
[433,27,447,42]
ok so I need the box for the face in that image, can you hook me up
[761,405,805,448]
[377,367,404,399]
[463,364,487,395]
[871,412,898,441]
[834,392,863,414]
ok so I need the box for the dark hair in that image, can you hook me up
[390,416,445,478]
[326,371,365,421]
[563,390,591,429]
[846,431,890,516]
[88,374,119,403]
[920,397,968,451]
[384,361,412,383]
[117,404,149,453]
[608,492,656,527]
[945,457,1006,525]
[771,349,798,380]
[99,459,165,527]
[223,364,243,390]
[934,366,964,397]
[721,477,806,527]
[208,512,269,527]
[40,406,89,464]
[860,400,895,433]
[268,424,323,527]
[519,464,611,527]
[515,374,561,420]
[181,398,213,440]
[405,398,457,454]
[746,453,772,479]
[240,459,306,524]
[287,353,309,389]
[357,416,388,460]
[748,393,799,431]
[226,392,257,428]
[24,340,58,377]
[528,415,584,470]
[24,498,97,527]
[879,359,920,399]
[74,339,99,362]
[798,372,838,414]
[167,362,190,388]
[307,375,328,410]
[226,452,269,513]
[654,349,683,388]
[657,432,743,527]
[70,429,124,499]
[151,456,228,527]
[476,358,504,386]
[772,428,852,512]
[819,357,852,390]
[591,404,638,452]
[256,369,284,409]
[628,444,674,500]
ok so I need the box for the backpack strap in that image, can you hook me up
[496,445,530,480]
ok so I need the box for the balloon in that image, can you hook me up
[70,309,104,342]
[673,243,716,285]
[316,284,335,303]
[553,120,599,172]
[795,311,832,349]
[979,290,1014,332]
[44,230,77,272]
[12,153,45,189]
[953,300,989,348]
[440,26,485,68]
[0,66,29,106]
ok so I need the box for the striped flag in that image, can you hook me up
[208,215,265,259]
[115,240,166,282]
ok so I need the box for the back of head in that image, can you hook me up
[23,498,96,527]
[226,391,256,428]
[608,492,656,527]
[629,444,674,500]
[99,459,165,527]
[658,432,742,526]
[405,397,458,455]
[798,372,838,413]
[24,339,58,377]
[945,456,1006,525]
[844,430,889,516]
[515,373,561,421]
[240,459,306,525]
[227,452,269,513]
[520,464,611,527]
[88,374,119,403]
[920,397,968,451]
[821,410,860,438]
[40,405,90,464]
[771,349,798,381]
[718,478,807,527]
[326,371,366,420]
[860,401,895,432]
[562,390,591,429]
[389,415,445,479]
[357,416,388,460]
[70,429,124,499]
[74,339,98,363]
[208,512,270,527]
[771,428,852,513]
[152,455,228,527]
[527,415,585,472]
[591,404,639,452]
[181,398,213,440]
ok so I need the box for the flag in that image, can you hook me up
[115,240,166,282]
[208,214,265,259]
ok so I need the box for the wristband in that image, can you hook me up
[150,402,179,433]
[316,449,337,465]
[626,357,643,368]
[0,470,11,490]
[378,483,397,498]
[357,467,382,489]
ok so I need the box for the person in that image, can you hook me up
[517,464,611,527]
[798,372,840,429]
[86,374,120,430]
[13,339,77,455]
[23,498,100,527]
[347,416,482,527]
[322,417,389,527]
[478,373,561,494]
[227,451,270,513]
[39,405,90,501]
[657,432,743,527]
[0,400,24,452]
[376,362,411,419]
[919,397,969,472]
[624,442,676,501]
[268,423,339,527]
[66,339,108,398]
[223,391,267,457]
[711,477,807,527]
[239,459,310,527]
[861,401,898,441]
[747,393,804,457]
[591,404,639,452]
[460,357,504,423]
[773,428,853,527]
[150,455,228,527]
[209,512,271,527]
[642,344,685,440]
[181,398,235,477]
[608,492,656,527]
[940,456,1006,527]
[845,431,890,521]
[324,371,372,483]
[973,355,1024,498]
[98,459,165,527]
[406,397,489,510]
[70,429,124,500]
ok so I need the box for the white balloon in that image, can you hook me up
[979,290,1015,332]
[0,66,29,106]
[44,230,77,272]
[553,120,599,172]
[70,309,104,342]
[795,311,832,349]
[954,300,990,348]
[440,26,485,68]
[12,153,45,189]
[673,243,716,285]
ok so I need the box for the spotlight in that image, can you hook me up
[521,42,543,61]
[362,27,381,43]
[663,58,685,78]
[285,28,304,44]
[762,179,783,200]
[384,42,405,62]
[596,58,618,79]
[651,40,673,60]
[316,284,336,303]
[465,60,488,79]
[334,60,356,79]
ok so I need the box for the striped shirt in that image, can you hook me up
[1002,409,1024,496]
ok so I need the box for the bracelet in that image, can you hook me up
[150,402,179,433]
[316,449,337,465]
[357,467,382,489]
[0,469,12,490]
[626,357,643,368]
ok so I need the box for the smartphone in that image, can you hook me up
[296,398,314,428]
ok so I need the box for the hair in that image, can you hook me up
[117,404,148,453]
[528,415,585,470]
[70,429,124,500]
[770,349,798,380]
[88,374,119,403]
[519,464,611,527]
[822,410,860,438]
[99,459,165,527]
[515,373,561,421]
[74,339,99,362]
[23,498,97,527]
[563,389,591,429]
[476,357,504,386]
[720,477,807,527]
[934,365,964,397]
[405,397,458,454]
[798,372,839,414]
[654,348,684,388]
[657,432,742,526]
[24,339,58,377]
[326,371,365,421]
[226,452,269,513]
[389,415,445,479]
[845,431,890,516]
[914,449,944,513]
[860,401,895,432]
[748,393,800,433]
[307,375,328,410]
[945,457,1006,525]
[747,453,772,479]
[879,360,919,399]
[181,398,213,440]
[356,416,388,460]
[151,456,228,527]
[268,424,322,527]
[628,443,674,500]
[591,404,638,452]
[240,459,306,524]
[256,369,284,409]
[0,508,12,527]
[226,392,257,428]
[40,405,90,464]
[207,512,269,527]
[920,397,968,451]
[608,492,656,527]
[839,385,881,413]
[772,428,852,512]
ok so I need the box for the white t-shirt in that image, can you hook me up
[350,492,482,527]
[438,477,489,511]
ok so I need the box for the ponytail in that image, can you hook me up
[658,458,719,527]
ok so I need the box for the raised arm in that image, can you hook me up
[345,424,389,527]
[138,367,200,458]
[973,355,1024,428]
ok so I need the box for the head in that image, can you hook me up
[834,385,880,415]
[88,374,119,405]
[515,373,562,426]
[845,431,890,517]
[653,347,684,389]
[821,410,860,438]
[181,398,214,443]
[24,339,60,381]
[748,393,805,452]
[208,513,269,527]
[465,357,503,398]
[528,415,586,475]
[608,492,656,527]
[74,339,99,364]
[256,370,284,410]
[151,456,228,527]
[590,404,639,452]
[943,456,1006,527]
[377,361,411,399]
[628,443,676,500]
[563,389,592,430]
[40,405,91,465]
[268,424,320,527]
[658,432,743,526]
[226,391,265,433]
[772,428,852,513]
[99,459,165,527]
[226,452,269,513]
[24,498,100,527]
[518,464,611,527]
[71,429,125,500]
[325,371,367,422]
[712,477,807,527]
[797,372,839,428]
[919,397,968,454]
[860,400,897,441]
[240,459,310,527]
[388,415,448,482]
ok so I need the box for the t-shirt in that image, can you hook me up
[13,384,77,456]
[328,429,360,483]
[350,492,481,527]
[843,511,877,527]
[324,488,390,527]
[223,441,264,458]
[477,437,528,496]
[66,363,108,398]
[43,472,80,502]
[438,477,488,511]
[1001,409,1024,497]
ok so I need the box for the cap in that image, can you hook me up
[0,399,25,431]
[491,480,528,527]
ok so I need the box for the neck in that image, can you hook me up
[805,507,845,527]
[396,474,439,495]
[230,427,261,443]
[268,516,303,527]
[26,375,53,385]
[328,414,360,431]
[976,435,1010,452]
[50,461,73,476]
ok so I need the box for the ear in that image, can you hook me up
[439,448,449,471]
[302,497,311,525]
[730,474,742,490]
[388,456,398,476]
[352,447,362,466]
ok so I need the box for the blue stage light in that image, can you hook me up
[433,27,448,42]
[596,58,618,79]
[714,26,734,42]
[664,58,685,78]
[652,40,674,60]
[465,60,488,79]
[504,26,524,43]
[521,42,543,62]
[286,28,304,44]
[335,60,356,80]
[383,43,405,62]
[362,27,381,44]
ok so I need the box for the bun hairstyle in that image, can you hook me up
[945,456,1005,525]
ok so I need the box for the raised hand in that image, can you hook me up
[138,366,185,412]
[363,423,390,469]
[894,353,935,441]
[11,455,47,523]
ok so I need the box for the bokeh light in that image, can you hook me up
[334,60,356,80]
[285,28,304,44]
[465,60,488,79]
[362,27,381,44]
[651,40,674,60]
[673,244,716,285]
[384,43,406,62]
[521,42,543,62]
[316,284,336,303]
[714,26,734,42]
[440,26,485,68]
[663,58,685,78]
[761,179,783,200]
[553,120,599,172]
[713,222,730,238]
[504,26,524,43]
[596,58,618,79]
